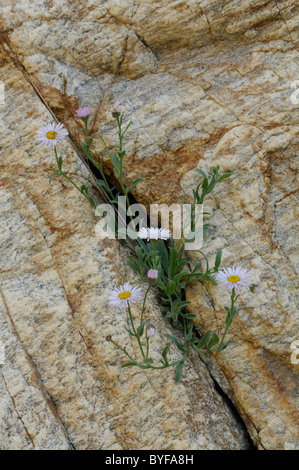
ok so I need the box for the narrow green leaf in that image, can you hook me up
[127,178,144,192]
[224,339,236,347]
[195,169,207,179]
[207,333,219,349]
[225,310,232,327]
[144,357,153,365]
[204,274,217,284]
[185,328,193,342]
[218,172,234,181]
[111,153,121,175]
[166,280,176,297]
[214,250,222,272]
[125,327,136,337]
[202,177,209,190]
[175,361,184,383]
[168,247,179,279]
[192,262,202,272]
[164,334,186,353]
[49,172,60,183]
[156,240,170,273]
[172,300,191,312]
[118,150,126,158]
[57,156,63,171]
[126,260,140,273]
[162,344,170,364]
[96,179,109,189]
[196,330,211,349]
[137,323,145,337]
[182,312,196,320]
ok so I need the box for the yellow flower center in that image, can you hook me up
[46,130,57,140]
[227,275,241,283]
[118,291,131,300]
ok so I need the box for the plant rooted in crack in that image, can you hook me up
[35,103,259,383]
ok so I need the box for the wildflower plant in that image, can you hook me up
[36,102,259,383]
[107,278,188,372]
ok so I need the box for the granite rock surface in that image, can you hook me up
[0,0,298,449]
[0,45,250,450]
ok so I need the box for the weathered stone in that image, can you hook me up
[0,47,249,450]
[0,0,298,449]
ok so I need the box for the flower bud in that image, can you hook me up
[250,284,261,294]
[147,326,156,338]
[84,136,93,146]
[147,269,158,281]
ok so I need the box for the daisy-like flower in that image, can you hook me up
[108,282,143,309]
[138,227,171,242]
[35,122,68,149]
[75,107,91,118]
[215,266,251,293]
[110,101,121,117]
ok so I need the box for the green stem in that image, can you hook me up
[127,304,146,360]
[84,118,88,138]
[140,285,151,327]
[218,289,237,350]
[115,115,136,233]
[84,148,114,201]
[54,148,96,208]
[218,324,230,351]
[152,241,158,269]
[54,146,60,168]
[145,331,150,360]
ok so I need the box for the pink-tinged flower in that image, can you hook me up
[110,101,121,116]
[215,266,251,293]
[108,282,143,309]
[35,122,68,149]
[147,326,156,338]
[75,107,91,118]
[138,227,171,242]
[250,284,261,294]
[147,269,159,281]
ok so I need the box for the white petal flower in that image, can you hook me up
[110,101,121,114]
[108,282,143,309]
[158,227,172,240]
[215,266,251,293]
[35,122,69,149]
[137,227,171,242]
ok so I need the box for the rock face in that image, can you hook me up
[0,0,298,450]
[0,46,250,450]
